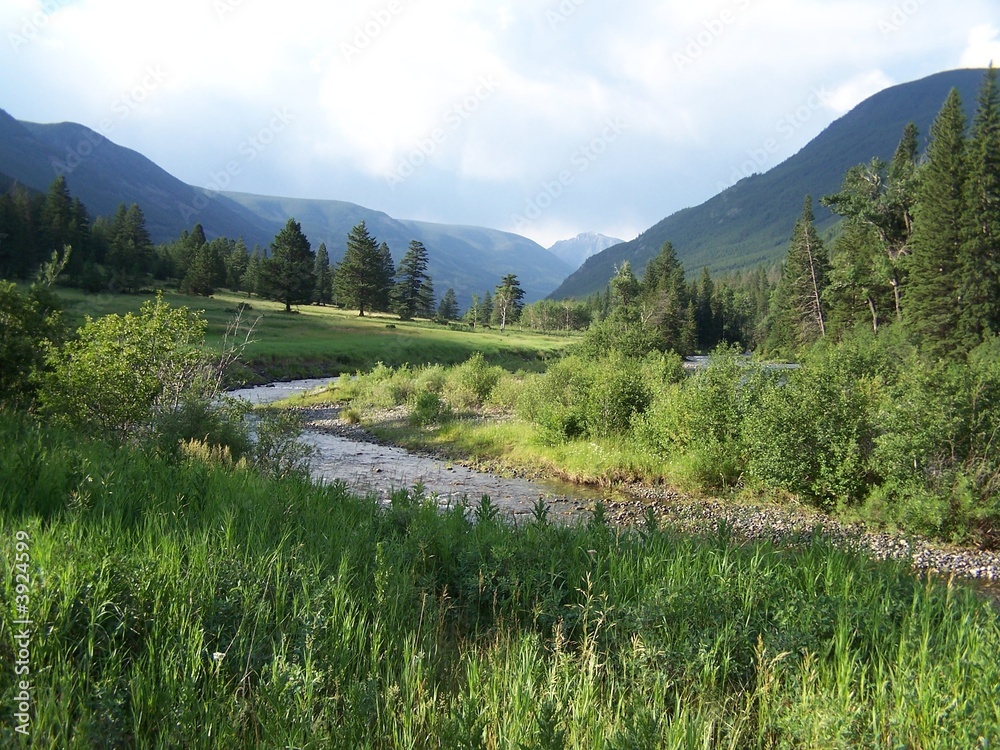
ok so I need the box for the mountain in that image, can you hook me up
[222,192,572,304]
[0,108,282,247]
[550,68,988,300]
[0,109,570,303]
[547,232,625,270]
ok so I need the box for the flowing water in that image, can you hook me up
[229,379,598,522]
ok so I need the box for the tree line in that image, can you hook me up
[764,65,1000,359]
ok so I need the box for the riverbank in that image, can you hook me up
[296,404,1000,590]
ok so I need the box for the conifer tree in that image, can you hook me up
[492,274,525,332]
[437,288,459,321]
[334,221,385,317]
[375,242,395,313]
[262,218,315,312]
[107,204,153,293]
[312,243,333,305]
[391,240,433,320]
[640,242,691,353]
[958,66,1000,348]
[226,239,250,292]
[773,196,829,348]
[905,88,968,356]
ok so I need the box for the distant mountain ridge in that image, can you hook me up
[221,192,572,303]
[0,109,570,303]
[547,232,625,270]
[549,68,988,300]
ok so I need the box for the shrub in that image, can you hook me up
[515,355,595,443]
[408,390,451,427]
[0,281,65,402]
[443,352,503,409]
[40,294,209,440]
[153,393,253,463]
[584,351,651,438]
[742,339,884,509]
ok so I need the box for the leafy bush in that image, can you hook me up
[0,281,65,402]
[515,355,595,443]
[742,336,889,509]
[40,294,209,439]
[635,347,754,487]
[584,350,651,438]
[408,390,451,427]
[153,393,253,464]
[443,352,503,409]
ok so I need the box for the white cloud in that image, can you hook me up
[960,24,1000,68]
[2,0,1000,245]
[824,70,896,116]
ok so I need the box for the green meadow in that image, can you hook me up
[2,410,999,748]
[50,288,577,382]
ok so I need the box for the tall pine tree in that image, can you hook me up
[313,243,333,305]
[391,240,433,320]
[958,66,1000,348]
[904,88,968,356]
[262,218,315,312]
[334,221,386,317]
[772,196,829,349]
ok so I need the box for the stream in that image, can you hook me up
[230,379,1000,598]
[229,378,601,522]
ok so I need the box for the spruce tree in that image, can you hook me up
[640,242,690,353]
[313,243,333,305]
[778,196,829,347]
[905,89,968,356]
[334,221,385,317]
[958,66,1000,348]
[262,218,315,312]
[391,240,432,320]
[226,239,250,292]
[107,204,153,293]
[437,288,459,321]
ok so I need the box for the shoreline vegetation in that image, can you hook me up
[2,273,1000,746]
[3,409,1000,746]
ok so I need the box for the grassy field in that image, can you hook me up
[49,288,578,382]
[2,409,999,748]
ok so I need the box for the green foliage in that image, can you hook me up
[262,217,315,312]
[334,221,390,317]
[583,350,651,438]
[904,88,968,357]
[153,392,253,464]
[0,281,65,402]
[40,294,209,439]
[408,390,451,427]
[634,346,754,487]
[3,410,1000,746]
[443,351,504,409]
[392,240,433,320]
[743,339,885,509]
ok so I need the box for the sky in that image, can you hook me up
[2,0,1000,249]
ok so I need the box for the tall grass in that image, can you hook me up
[2,409,999,747]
